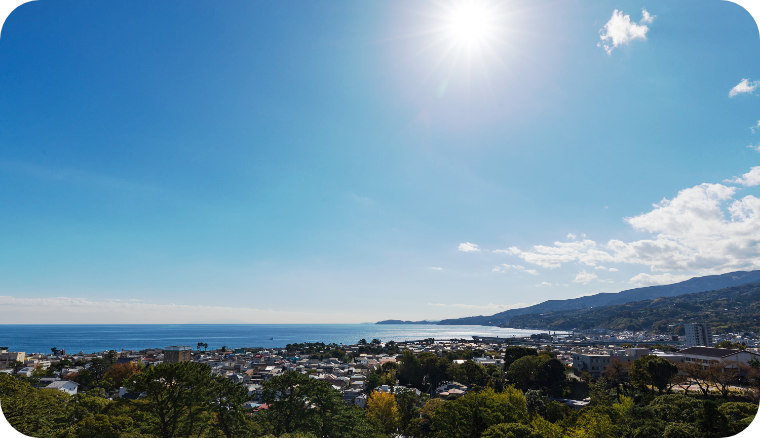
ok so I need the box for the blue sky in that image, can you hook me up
[0,0,759,323]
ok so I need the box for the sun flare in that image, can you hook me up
[446,1,494,45]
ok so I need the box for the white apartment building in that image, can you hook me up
[571,348,650,378]
[685,323,713,347]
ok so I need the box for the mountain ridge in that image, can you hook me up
[432,270,760,326]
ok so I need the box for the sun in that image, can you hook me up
[445,1,495,46]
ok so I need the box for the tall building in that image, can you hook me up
[685,323,713,347]
[164,346,192,363]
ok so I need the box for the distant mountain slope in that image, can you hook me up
[505,281,760,333]
[376,320,439,324]
[437,270,760,327]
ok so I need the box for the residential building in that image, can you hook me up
[674,346,760,370]
[571,348,649,378]
[164,346,192,363]
[46,380,78,396]
[685,323,713,347]
[0,349,25,368]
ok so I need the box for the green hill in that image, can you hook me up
[504,281,760,334]
[437,270,760,326]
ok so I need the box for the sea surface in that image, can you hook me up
[0,324,548,354]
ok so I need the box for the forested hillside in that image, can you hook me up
[505,281,760,334]
[437,270,760,327]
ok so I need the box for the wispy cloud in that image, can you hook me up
[573,270,598,284]
[501,168,760,276]
[492,264,538,275]
[629,272,691,286]
[428,302,535,311]
[536,282,552,287]
[598,9,652,54]
[0,296,332,324]
[567,233,577,240]
[458,242,480,252]
[724,166,760,187]
[640,9,655,24]
[729,79,759,97]
[429,267,443,271]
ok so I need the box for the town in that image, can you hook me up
[1,322,759,437]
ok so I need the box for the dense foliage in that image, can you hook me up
[506,282,760,333]
[1,347,758,438]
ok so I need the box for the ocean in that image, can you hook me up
[0,324,548,354]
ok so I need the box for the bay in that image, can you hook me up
[0,324,548,354]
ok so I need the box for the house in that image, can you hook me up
[46,380,78,396]
[673,347,760,370]
[571,348,649,378]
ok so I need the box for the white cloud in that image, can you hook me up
[581,233,587,238]
[0,296,329,324]
[747,144,760,152]
[492,264,538,275]
[729,79,759,97]
[573,270,599,284]
[429,267,443,271]
[594,265,607,270]
[504,173,760,275]
[567,233,577,240]
[428,302,535,311]
[608,268,619,272]
[536,282,552,287]
[458,242,480,252]
[724,166,760,187]
[598,9,650,54]
[493,247,521,255]
[750,120,760,134]
[629,272,691,286]
[640,9,655,24]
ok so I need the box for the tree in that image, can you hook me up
[601,359,629,391]
[646,356,678,395]
[0,373,71,437]
[371,339,382,345]
[507,356,539,390]
[262,371,318,435]
[417,398,444,437]
[358,339,367,345]
[482,423,541,438]
[419,353,450,393]
[430,387,528,438]
[524,390,546,418]
[103,362,141,388]
[706,361,738,398]
[629,355,677,395]
[448,360,485,388]
[51,347,59,356]
[531,415,563,438]
[567,409,615,438]
[679,362,711,396]
[104,350,119,364]
[588,378,614,406]
[87,358,112,382]
[503,346,538,370]
[366,391,399,435]
[395,388,424,436]
[220,345,228,352]
[211,375,248,438]
[127,361,214,438]
[398,349,424,389]
[536,358,567,396]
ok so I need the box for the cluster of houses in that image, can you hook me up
[2,323,758,407]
